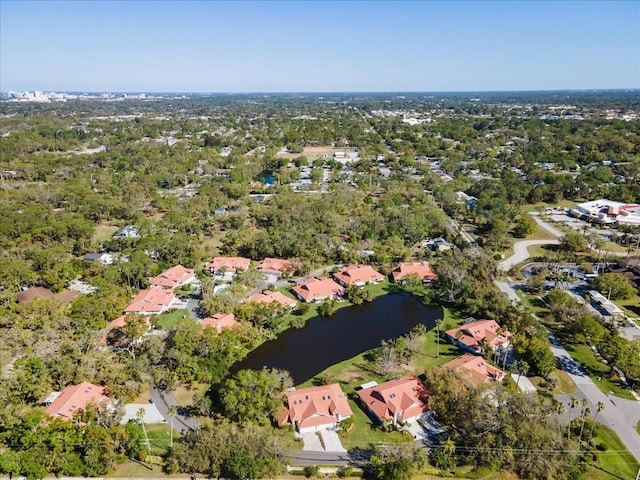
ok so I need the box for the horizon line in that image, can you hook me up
[3,88,640,95]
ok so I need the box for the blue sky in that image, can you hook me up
[1,0,639,92]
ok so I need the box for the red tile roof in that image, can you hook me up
[150,264,195,289]
[391,262,438,282]
[356,375,430,424]
[445,319,511,353]
[16,287,80,304]
[278,384,352,430]
[292,277,345,302]
[124,287,175,314]
[206,256,251,273]
[256,257,294,276]
[245,290,297,308]
[440,354,506,385]
[201,313,238,333]
[45,382,110,420]
[333,265,384,286]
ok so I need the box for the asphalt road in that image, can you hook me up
[548,334,640,462]
[499,238,560,271]
[496,280,640,461]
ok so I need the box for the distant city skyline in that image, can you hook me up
[1,0,639,92]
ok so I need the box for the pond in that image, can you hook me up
[230,293,442,384]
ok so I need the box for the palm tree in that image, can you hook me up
[587,402,605,443]
[136,407,151,456]
[435,319,443,358]
[568,396,579,439]
[579,407,591,440]
[577,398,588,435]
[555,402,567,433]
[168,406,177,448]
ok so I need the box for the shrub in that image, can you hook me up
[304,464,320,478]
[337,466,354,478]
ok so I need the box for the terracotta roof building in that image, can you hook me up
[445,319,511,354]
[206,256,251,274]
[149,264,195,289]
[391,262,438,284]
[245,290,297,309]
[16,287,79,304]
[44,382,111,421]
[356,375,430,425]
[256,257,294,277]
[201,313,238,333]
[278,384,352,434]
[440,354,506,385]
[292,277,345,303]
[333,265,384,287]
[124,287,176,315]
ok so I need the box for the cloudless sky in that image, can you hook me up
[1,0,639,92]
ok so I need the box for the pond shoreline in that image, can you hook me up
[229,292,443,384]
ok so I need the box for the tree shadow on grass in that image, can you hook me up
[622,304,640,317]
[590,464,629,480]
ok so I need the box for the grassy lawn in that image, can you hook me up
[92,224,118,244]
[339,398,414,449]
[614,294,640,319]
[520,294,635,400]
[292,306,467,449]
[109,461,167,477]
[563,343,634,400]
[583,424,640,480]
[171,383,209,406]
[276,278,394,332]
[520,200,577,213]
[529,369,577,394]
[145,423,181,452]
[526,242,560,260]
[155,309,190,329]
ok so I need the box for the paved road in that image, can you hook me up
[496,280,640,461]
[531,213,563,238]
[288,450,351,466]
[548,334,640,461]
[498,212,562,272]
[499,239,560,271]
[495,279,522,302]
[497,213,631,272]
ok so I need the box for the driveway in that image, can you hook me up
[121,403,165,424]
[300,432,324,451]
[320,430,347,452]
[186,296,205,320]
[149,387,200,432]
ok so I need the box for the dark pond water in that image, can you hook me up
[230,294,442,384]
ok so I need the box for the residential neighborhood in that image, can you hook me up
[2,85,640,479]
